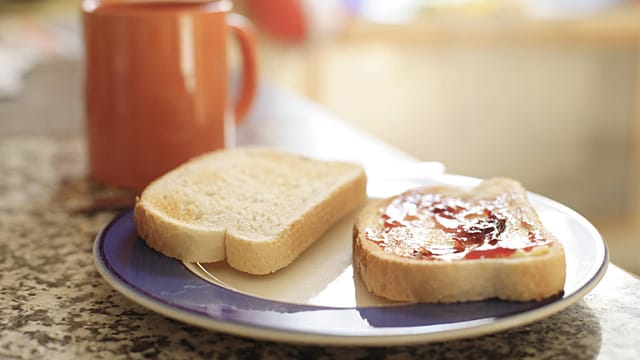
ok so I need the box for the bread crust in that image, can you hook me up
[353,178,566,303]
[134,199,227,263]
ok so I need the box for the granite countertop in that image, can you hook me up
[1,135,639,360]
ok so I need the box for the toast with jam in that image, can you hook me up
[135,147,367,275]
[353,178,566,303]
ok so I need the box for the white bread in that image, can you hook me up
[353,178,566,303]
[134,147,367,275]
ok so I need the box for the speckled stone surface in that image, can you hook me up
[1,135,639,359]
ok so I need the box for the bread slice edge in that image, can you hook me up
[134,197,226,263]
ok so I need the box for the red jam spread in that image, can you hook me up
[363,190,552,261]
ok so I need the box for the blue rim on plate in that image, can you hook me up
[93,176,608,346]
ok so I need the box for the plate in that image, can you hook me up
[93,175,608,346]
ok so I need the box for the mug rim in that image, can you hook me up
[82,0,232,16]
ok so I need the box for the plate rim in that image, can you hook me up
[93,175,609,346]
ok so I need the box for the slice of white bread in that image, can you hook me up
[353,178,566,303]
[134,147,367,275]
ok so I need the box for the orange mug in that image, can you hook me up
[82,0,257,189]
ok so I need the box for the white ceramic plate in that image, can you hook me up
[94,175,608,346]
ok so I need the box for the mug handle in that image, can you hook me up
[226,14,258,123]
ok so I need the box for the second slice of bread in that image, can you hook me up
[353,178,566,303]
[134,147,367,275]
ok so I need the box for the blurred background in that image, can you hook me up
[0,0,638,275]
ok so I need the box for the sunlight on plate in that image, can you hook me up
[184,205,400,308]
